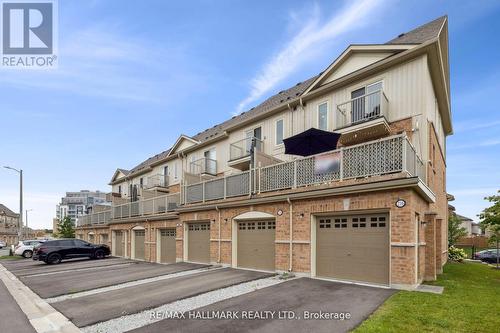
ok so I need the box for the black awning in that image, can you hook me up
[283,128,341,157]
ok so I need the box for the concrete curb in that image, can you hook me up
[0,263,81,333]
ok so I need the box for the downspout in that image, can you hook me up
[216,206,221,263]
[287,197,293,272]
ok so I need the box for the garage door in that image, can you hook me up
[316,214,389,285]
[188,223,210,263]
[134,230,145,260]
[114,231,124,257]
[237,221,275,271]
[160,229,176,263]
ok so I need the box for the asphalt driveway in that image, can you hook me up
[21,261,209,298]
[131,277,395,333]
[5,257,133,277]
[52,268,273,327]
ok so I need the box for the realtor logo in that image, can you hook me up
[1,0,57,68]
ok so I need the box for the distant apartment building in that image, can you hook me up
[56,190,108,226]
[77,16,452,288]
[0,203,19,245]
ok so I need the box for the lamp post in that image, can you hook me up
[3,166,23,240]
[26,209,33,239]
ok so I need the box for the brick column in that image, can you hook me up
[424,213,437,281]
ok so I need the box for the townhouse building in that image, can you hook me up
[77,16,451,288]
[0,203,19,245]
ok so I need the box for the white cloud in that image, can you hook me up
[0,25,207,104]
[235,0,388,114]
[453,119,500,133]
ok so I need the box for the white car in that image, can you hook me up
[14,240,47,258]
[0,240,6,248]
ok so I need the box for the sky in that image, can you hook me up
[1,0,499,229]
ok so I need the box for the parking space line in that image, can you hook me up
[22,263,135,278]
[45,266,220,304]
[0,263,81,333]
[81,276,288,333]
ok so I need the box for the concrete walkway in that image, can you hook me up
[0,263,80,333]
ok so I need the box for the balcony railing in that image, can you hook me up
[76,209,112,227]
[183,134,424,204]
[189,157,217,176]
[229,137,263,161]
[145,174,168,189]
[336,89,388,128]
[112,192,180,219]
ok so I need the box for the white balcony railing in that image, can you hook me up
[229,137,263,161]
[145,174,168,189]
[336,89,388,128]
[189,157,217,176]
[112,192,180,219]
[184,134,424,204]
[76,209,112,227]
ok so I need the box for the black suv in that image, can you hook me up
[33,239,110,264]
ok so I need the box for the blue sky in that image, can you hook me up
[1,0,499,229]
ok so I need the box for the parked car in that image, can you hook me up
[474,249,500,264]
[33,239,110,264]
[0,240,6,249]
[14,239,47,258]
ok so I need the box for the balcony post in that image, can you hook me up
[202,181,205,203]
[140,200,144,217]
[339,147,344,181]
[223,177,227,199]
[257,167,261,194]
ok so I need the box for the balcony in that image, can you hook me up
[189,157,217,176]
[228,137,263,170]
[113,192,180,219]
[336,89,390,144]
[183,134,425,204]
[76,209,112,227]
[145,174,168,189]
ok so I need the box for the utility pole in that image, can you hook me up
[4,166,23,241]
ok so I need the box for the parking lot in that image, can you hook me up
[0,257,395,333]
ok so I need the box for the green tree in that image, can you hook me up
[478,191,500,269]
[448,214,467,247]
[56,217,75,238]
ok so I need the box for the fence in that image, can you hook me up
[112,192,180,219]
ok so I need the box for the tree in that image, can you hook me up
[56,217,75,238]
[448,214,467,247]
[478,191,500,269]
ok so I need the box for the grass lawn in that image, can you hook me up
[0,255,23,260]
[355,262,500,333]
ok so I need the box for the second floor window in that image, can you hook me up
[140,177,143,188]
[275,119,284,145]
[118,185,121,194]
[318,102,328,130]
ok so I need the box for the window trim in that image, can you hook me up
[317,101,329,131]
[275,118,284,146]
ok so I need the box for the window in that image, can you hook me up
[275,119,284,145]
[318,102,328,130]
[140,178,143,188]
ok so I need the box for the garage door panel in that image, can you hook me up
[188,223,210,263]
[115,231,123,257]
[316,214,389,285]
[134,230,145,260]
[160,229,176,264]
[237,221,275,271]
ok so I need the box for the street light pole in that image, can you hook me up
[4,166,23,241]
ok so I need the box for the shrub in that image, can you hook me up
[448,246,466,262]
